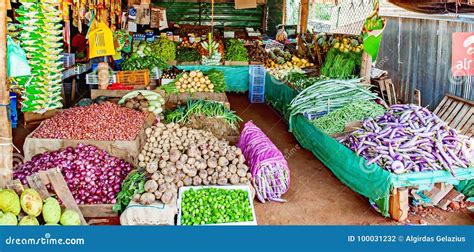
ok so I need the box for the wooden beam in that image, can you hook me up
[299,0,309,35]
[389,188,409,222]
[360,52,372,83]
[0,0,13,188]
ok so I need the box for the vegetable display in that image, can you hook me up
[113,171,146,213]
[136,123,251,205]
[160,70,225,94]
[237,121,290,203]
[14,144,133,204]
[165,100,241,140]
[247,43,268,63]
[180,188,254,225]
[32,102,146,141]
[291,76,328,91]
[289,78,379,124]
[224,39,249,62]
[0,188,81,226]
[266,48,313,69]
[161,67,184,79]
[201,36,222,66]
[132,38,176,62]
[341,104,474,174]
[320,47,361,79]
[121,55,168,71]
[176,47,201,62]
[118,90,165,116]
[16,0,63,112]
[312,100,385,135]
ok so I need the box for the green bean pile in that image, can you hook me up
[165,100,242,128]
[312,100,386,135]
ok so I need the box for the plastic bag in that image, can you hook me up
[7,36,31,77]
[88,20,116,58]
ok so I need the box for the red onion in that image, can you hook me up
[32,102,146,141]
[13,144,133,205]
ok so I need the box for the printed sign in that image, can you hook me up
[452,32,474,76]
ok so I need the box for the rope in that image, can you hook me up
[0,137,21,153]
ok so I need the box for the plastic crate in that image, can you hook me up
[116,70,150,86]
[61,53,75,68]
[249,92,264,103]
[86,72,117,85]
[249,64,266,77]
[9,92,17,128]
[177,185,257,226]
[249,65,266,95]
[303,111,328,120]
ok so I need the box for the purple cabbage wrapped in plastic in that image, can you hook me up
[237,121,290,203]
[341,104,473,174]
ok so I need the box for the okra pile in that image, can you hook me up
[16,0,64,112]
[180,188,253,225]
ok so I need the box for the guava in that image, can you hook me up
[18,215,39,226]
[60,210,81,225]
[0,211,18,225]
[20,189,43,217]
[42,197,61,224]
[0,189,21,215]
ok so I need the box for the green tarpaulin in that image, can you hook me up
[264,74,299,121]
[265,76,474,217]
[178,65,249,92]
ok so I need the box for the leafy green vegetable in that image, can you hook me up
[150,38,177,62]
[121,55,168,71]
[224,39,248,62]
[113,171,146,213]
[203,69,226,93]
[180,188,253,225]
[320,47,361,79]
[176,47,201,62]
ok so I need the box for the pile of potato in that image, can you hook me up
[136,123,251,205]
[175,71,214,93]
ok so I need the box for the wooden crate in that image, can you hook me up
[6,168,88,225]
[224,61,249,66]
[90,89,166,100]
[177,61,200,65]
[434,94,473,137]
[116,70,150,86]
[165,92,229,109]
[23,110,59,128]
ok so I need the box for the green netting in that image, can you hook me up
[178,65,249,92]
[264,77,474,217]
[290,114,392,216]
[264,74,299,121]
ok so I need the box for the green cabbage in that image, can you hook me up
[42,197,61,224]
[20,189,43,217]
[0,189,21,215]
[60,210,81,226]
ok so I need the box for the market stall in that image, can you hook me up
[0,0,473,227]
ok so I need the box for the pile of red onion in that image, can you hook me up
[32,102,146,141]
[14,144,133,204]
[237,121,290,203]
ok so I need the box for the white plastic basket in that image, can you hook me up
[86,72,117,85]
[177,185,257,226]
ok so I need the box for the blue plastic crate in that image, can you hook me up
[249,92,264,103]
[249,65,266,77]
[9,92,17,128]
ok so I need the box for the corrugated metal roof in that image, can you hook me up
[380,0,474,23]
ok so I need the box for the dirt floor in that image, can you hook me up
[10,92,474,225]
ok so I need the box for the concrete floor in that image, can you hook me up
[227,93,474,225]
[11,93,474,225]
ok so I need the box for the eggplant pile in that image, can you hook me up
[16,0,64,112]
[341,104,473,174]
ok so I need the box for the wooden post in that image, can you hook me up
[360,52,372,84]
[0,0,13,188]
[299,0,309,35]
[389,188,409,222]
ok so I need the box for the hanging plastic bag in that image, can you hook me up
[88,19,116,58]
[7,36,31,78]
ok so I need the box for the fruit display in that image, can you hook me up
[0,188,81,226]
[266,48,313,69]
[118,90,165,116]
[16,0,64,112]
[247,43,269,63]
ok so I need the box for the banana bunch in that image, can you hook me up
[118,90,165,116]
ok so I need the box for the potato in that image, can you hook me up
[229,164,237,174]
[217,177,228,185]
[154,191,163,200]
[192,176,202,186]
[169,148,181,163]
[199,170,208,179]
[183,176,192,186]
[218,157,229,167]
[140,193,155,205]
[161,191,174,204]
[145,180,158,193]
[230,174,240,185]
[237,168,246,177]
[146,162,158,174]
[207,157,218,168]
